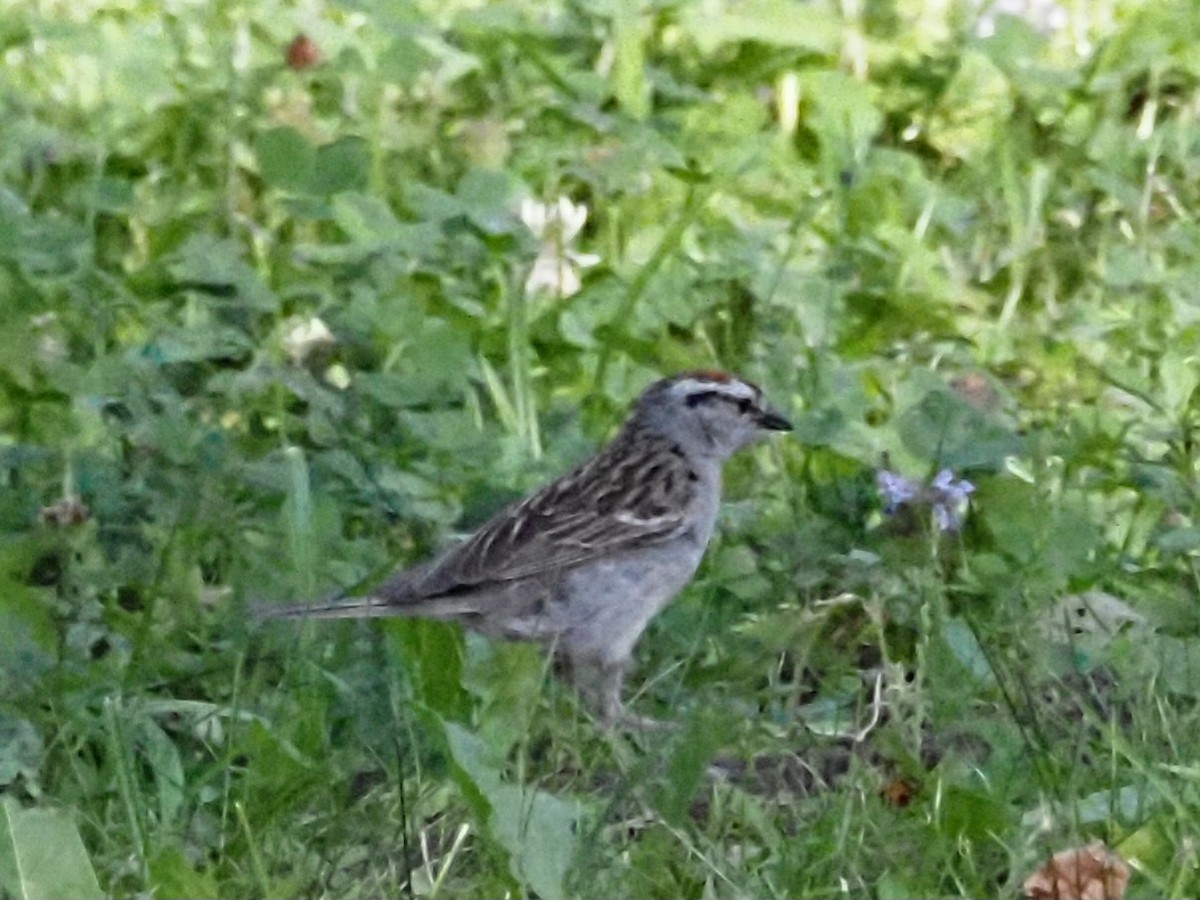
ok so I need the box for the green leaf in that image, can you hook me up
[141,325,255,364]
[0,580,56,691]
[896,389,1024,470]
[488,784,579,900]
[0,798,103,900]
[391,621,472,722]
[939,617,994,686]
[380,35,432,86]
[283,445,316,596]
[137,718,185,831]
[1074,784,1150,824]
[936,786,1010,843]
[313,136,370,195]
[441,721,581,899]
[167,233,279,311]
[15,213,91,278]
[147,846,220,900]
[1147,635,1200,698]
[612,0,649,118]
[82,176,134,213]
[653,710,724,825]
[799,70,883,171]
[679,0,840,53]
[0,714,43,793]
[454,167,523,234]
[255,126,316,192]
[463,639,545,757]
[1158,349,1199,416]
[330,191,404,242]
[927,51,1014,161]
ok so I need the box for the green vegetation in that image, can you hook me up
[2,0,1199,896]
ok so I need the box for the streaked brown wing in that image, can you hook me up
[411,430,697,595]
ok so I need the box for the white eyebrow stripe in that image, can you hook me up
[671,377,756,399]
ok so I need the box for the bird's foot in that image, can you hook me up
[613,709,678,732]
[594,697,678,732]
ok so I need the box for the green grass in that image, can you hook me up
[2,0,1200,896]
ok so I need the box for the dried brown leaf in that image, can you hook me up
[1023,841,1130,900]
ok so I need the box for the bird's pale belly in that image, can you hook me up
[545,537,707,666]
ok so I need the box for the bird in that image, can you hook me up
[262,370,792,727]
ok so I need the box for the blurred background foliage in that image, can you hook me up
[2,0,1200,896]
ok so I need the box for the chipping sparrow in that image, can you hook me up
[264,370,791,727]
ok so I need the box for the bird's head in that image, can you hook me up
[632,370,792,459]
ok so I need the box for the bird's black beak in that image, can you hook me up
[757,407,793,432]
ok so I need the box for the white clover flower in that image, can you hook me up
[519,196,600,298]
[520,196,587,242]
[282,315,335,364]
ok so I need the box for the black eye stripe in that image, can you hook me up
[685,390,759,412]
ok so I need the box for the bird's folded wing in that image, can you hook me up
[413,434,698,593]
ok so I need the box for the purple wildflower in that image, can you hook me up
[929,469,975,532]
[877,468,975,532]
[876,470,921,512]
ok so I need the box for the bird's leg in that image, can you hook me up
[571,658,673,731]
[594,661,627,727]
[563,656,625,726]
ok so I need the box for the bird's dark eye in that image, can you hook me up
[736,397,753,413]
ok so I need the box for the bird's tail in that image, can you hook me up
[255,593,402,621]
